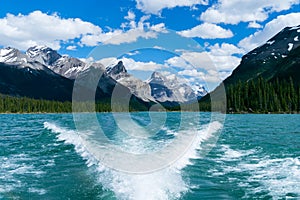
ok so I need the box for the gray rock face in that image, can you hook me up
[148,72,197,103]
[51,56,87,79]
[107,61,155,102]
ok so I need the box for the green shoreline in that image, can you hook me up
[0,110,299,114]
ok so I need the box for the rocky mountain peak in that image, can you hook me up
[26,45,61,66]
[0,47,30,63]
[107,61,127,75]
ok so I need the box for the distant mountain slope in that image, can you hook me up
[202,25,300,113]
[224,25,300,85]
[0,62,74,101]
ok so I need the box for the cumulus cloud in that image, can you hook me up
[0,11,102,50]
[168,42,244,85]
[177,23,233,39]
[135,0,209,14]
[0,10,167,50]
[80,12,167,46]
[200,0,299,24]
[239,12,300,51]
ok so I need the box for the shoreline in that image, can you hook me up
[0,111,299,115]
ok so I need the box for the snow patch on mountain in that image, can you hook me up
[288,43,294,51]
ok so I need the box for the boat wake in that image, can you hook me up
[44,121,223,200]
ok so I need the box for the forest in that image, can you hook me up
[224,77,300,113]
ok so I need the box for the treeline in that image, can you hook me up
[0,94,72,113]
[226,77,300,113]
[0,94,152,113]
[0,95,105,113]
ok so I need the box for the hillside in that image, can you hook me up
[201,25,300,113]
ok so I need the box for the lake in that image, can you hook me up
[0,113,299,199]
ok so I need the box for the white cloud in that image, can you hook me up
[66,45,77,51]
[98,57,165,71]
[124,11,136,21]
[200,0,299,24]
[0,10,168,50]
[178,69,205,77]
[239,12,300,51]
[170,42,243,86]
[135,0,209,14]
[207,53,241,71]
[248,21,263,29]
[80,14,167,46]
[0,11,102,50]
[209,43,245,56]
[122,57,165,71]
[180,51,214,70]
[79,57,95,64]
[97,57,118,67]
[177,23,233,39]
[177,47,242,72]
[165,56,193,69]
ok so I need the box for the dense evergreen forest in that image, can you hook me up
[0,93,152,113]
[224,77,300,113]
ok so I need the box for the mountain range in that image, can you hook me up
[0,45,207,106]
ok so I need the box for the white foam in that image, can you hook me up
[44,121,223,200]
[295,36,299,41]
[210,144,300,199]
[241,157,300,198]
[219,145,256,161]
[0,154,45,195]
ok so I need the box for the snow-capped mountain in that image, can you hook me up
[0,47,30,64]
[192,84,208,99]
[0,47,58,71]
[0,44,207,104]
[106,61,155,102]
[51,56,87,79]
[26,46,61,66]
[106,61,207,103]
[26,46,90,79]
[148,72,198,103]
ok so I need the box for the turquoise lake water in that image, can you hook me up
[0,113,299,199]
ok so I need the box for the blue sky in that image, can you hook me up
[0,0,299,89]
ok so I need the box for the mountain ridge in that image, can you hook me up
[0,45,207,106]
